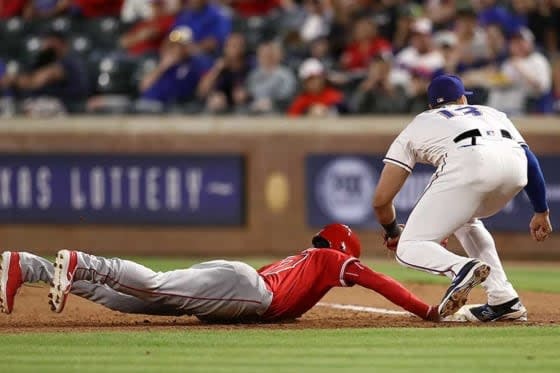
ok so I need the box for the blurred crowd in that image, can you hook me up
[0,0,559,118]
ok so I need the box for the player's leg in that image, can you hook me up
[70,282,185,316]
[396,183,481,279]
[455,219,519,305]
[0,251,51,314]
[454,219,527,322]
[0,251,178,315]
[49,250,272,321]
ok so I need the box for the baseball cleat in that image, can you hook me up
[48,250,78,313]
[438,260,490,318]
[0,252,23,314]
[461,298,527,322]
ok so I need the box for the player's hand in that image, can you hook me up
[384,224,404,251]
[529,211,552,242]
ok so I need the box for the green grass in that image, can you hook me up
[128,256,560,294]
[1,327,560,373]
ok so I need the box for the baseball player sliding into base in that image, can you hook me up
[373,74,552,322]
[0,224,440,322]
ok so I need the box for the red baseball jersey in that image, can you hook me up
[258,248,358,320]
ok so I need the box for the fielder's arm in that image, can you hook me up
[373,163,410,238]
[522,145,553,241]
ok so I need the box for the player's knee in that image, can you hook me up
[395,240,411,260]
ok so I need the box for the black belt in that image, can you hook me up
[453,129,512,145]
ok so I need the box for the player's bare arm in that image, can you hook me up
[522,143,553,241]
[372,163,409,244]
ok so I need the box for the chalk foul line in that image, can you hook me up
[316,302,411,316]
[316,302,468,322]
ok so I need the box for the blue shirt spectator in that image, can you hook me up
[173,0,231,55]
[140,26,212,105]
[142,55,211,103]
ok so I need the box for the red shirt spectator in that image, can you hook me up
[288,58,344,117]
[123,15,174,56]
[0,0,27,18]
[341,17,391,71]
[230,0,279,17]
[120,1,175,57]
[73,0,123,18]
[288,87,343,116]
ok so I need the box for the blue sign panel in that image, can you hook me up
[0,154,245,225]
[307,154,560,231]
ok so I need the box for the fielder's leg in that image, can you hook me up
[454,219,519,305]
[396,157,491,317]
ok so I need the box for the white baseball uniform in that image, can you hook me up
[384,104,528,305]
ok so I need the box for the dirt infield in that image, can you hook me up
[1,283,559,333]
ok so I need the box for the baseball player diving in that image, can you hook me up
[373,74,553,322]
[0,223,441,322]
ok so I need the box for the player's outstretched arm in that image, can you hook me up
[523,145,553,241]
[343,261,439,321]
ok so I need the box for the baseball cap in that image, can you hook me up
[298,58,324,79]
[427,74,472,107]
[168,26,193,45]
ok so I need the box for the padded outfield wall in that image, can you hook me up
[0,116,558,259]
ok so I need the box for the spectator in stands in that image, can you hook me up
[197,33,250,114]
[552,58,560,115]
[0,59,16,116]
[485,27,552,115]
[454,7,489,70]
[350,53,408,114]
[340,17,391,73]
[484,23,509,66]
[288,58,344,117]
[425,0,456,30]
[72,0,124,18]
[173,0,231,55]
[300,0,331,44]
[9,30,87,114]
[227,0,280,18]
[22,0,69,19]
[120,0,175,58]
[247,41,296,114]
[137,26,211,111]
[391,18,444,112]
[309,36,335,71]
[121,0,180,24]
[476,0,515,36]
[1,0,27,18]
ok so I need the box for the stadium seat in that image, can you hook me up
[69,34,92,57]
[83,18,122,52]
[0,18,26,60]
[94,57,136,95]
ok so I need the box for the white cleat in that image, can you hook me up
[48,250,78,313]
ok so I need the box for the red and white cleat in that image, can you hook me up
[48,250,78,313]
[0,252,24,314]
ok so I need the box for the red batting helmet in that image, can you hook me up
[312,223,361,258]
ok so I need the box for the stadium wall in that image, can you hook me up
[0,116,558,260]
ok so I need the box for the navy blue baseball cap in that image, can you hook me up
[427,74,472,107]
